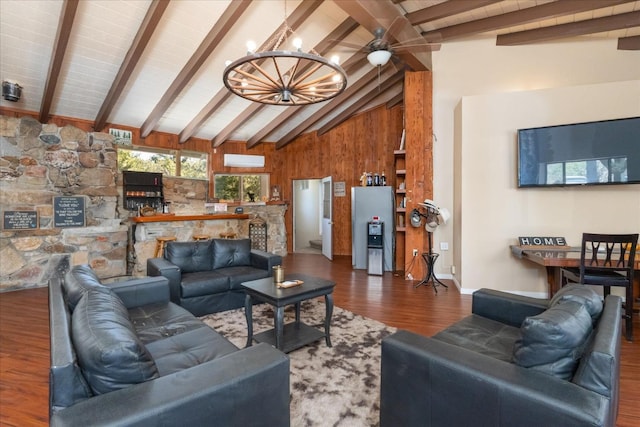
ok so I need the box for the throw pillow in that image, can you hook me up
[212,238,251,269]
[549,284,603,322]
[63,264,107,311]
[72,289,159,395]
[513,300,593,380]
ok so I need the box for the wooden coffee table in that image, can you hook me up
[241,274,335,353]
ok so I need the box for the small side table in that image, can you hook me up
[414,252,448,293]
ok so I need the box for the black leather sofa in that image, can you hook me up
[49,265,290,426]
[147,238,282,316]
[380,286,622,427]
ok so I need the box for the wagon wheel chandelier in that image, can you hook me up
[222,5,347,106]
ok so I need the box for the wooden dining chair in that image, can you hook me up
[561,232,638,341]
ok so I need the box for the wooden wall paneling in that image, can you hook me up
[403,71,433,280]
[279,104,402,257]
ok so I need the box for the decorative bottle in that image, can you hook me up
[381,171,386,186]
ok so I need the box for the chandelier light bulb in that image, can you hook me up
[224,60,232,67]
[246,40,257,54]
[292,37,303,51]
[330,55,340,65]
[332,74,342,83]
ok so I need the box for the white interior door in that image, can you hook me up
[321,176,332,260]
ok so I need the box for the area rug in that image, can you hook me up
[200,299,396,427]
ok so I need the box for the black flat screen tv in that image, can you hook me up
[517,117,640,188]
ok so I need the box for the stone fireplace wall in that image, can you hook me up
[0,115,126,291]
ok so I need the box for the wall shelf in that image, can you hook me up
[394,147,406,272]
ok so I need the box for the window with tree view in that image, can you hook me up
[117,147,207,179]
[214,174,269,202]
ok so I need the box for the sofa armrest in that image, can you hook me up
[250,249,282,272]
[106,276,170,309]
[147,257,182,304]
[472,288,548,327]
[380,330,611,427]
[50,343,290,427]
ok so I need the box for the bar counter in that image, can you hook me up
[131,213,249,223]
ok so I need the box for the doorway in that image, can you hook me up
[292,179,322,255]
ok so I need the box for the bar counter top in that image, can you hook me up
[131,213,249,223]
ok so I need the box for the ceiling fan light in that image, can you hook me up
[367,50,392,67]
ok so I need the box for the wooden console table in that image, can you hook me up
[510,245,640,298]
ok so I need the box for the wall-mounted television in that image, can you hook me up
[517,117,640,188]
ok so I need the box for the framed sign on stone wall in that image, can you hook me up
[3,211,38,230]
[53,196,86,228]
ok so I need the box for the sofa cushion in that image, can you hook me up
[128,302,208,345]
[181,271,230,298]
[64,265,107,311]
[513,300,593,380]
[145,327,238,376]
[433,314,521,362]
[212,238,251,269]
[550,284,603,322]
[165,240,214,273]
[217,266,272,290]
[72,289,159,395]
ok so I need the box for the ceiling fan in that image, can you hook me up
[335,20,440,69]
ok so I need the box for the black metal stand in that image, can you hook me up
[414,232,448,293]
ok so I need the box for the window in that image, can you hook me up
[214,174,269,202]
[117,147,207,179]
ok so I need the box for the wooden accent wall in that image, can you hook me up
[272,104,404,255]
[403,71,433,279]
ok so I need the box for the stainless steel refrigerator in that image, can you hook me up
[351,186,395,272]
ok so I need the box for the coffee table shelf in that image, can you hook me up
[254,322,325,353]
[241,274,335,353]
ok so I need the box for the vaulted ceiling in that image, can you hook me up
[1,0,638,149]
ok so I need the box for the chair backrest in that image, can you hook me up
[579,233,638,285]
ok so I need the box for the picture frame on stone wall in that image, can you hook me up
[109,128,132,145]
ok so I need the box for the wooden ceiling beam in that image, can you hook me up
[39,0,79,123]
[497,10,640,46]
[213,17,360,147]
[317,71,404,136]
[276,64,386,149]
[421,0,636,43]
[94,0,170,131]
[178,0,322,144]
[386,91,403,109]
[334,0,431,71]
[407,0,501,26]
[618,35,640,50]
[140,0,252,138]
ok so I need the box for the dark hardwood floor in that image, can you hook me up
[1,254,638,426]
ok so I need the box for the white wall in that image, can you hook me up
[293,179,322,250]
[432,36,640,295]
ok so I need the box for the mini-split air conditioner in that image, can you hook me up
[223,154,265,168]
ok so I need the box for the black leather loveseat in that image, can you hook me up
[49,265,290,426]
[147,238,282,316]
[380,285,622,427]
